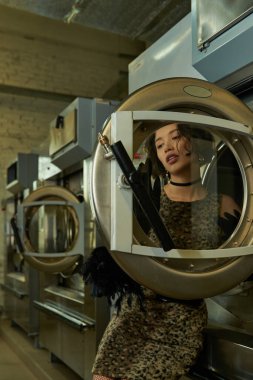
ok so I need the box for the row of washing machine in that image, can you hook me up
[2,98,118,379]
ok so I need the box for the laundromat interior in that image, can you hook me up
[1,1,253,379]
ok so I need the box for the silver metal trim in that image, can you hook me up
[33,301,95,331]
[91,77,253,299]
[1,283,27,299]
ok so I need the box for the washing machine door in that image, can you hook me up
[91,77,253,299]
[17,186,84,274]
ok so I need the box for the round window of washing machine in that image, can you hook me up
[19,186,84,273]
[26,202,77,254]
[132,122,244,273]
[91,77,253,299]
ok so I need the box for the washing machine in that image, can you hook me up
[15,97,118,379]
[90,77,253,380]
[2,153,40,344]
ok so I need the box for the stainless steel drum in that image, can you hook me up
[18,186,83,273]
[91,77,253,299]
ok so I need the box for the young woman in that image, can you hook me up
[88,123,241,380]
[146,123,241,249]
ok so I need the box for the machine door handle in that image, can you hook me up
[33,301,95,331]
[10,217,24,254]
[111,140,174,251]
[1,283,27,299]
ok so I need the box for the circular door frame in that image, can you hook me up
[91,77,253,299]
[19,185,83,274]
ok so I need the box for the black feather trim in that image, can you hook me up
[82,246,145,313]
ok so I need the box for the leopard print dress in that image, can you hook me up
[92,191,225,380]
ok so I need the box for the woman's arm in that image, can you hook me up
[219,194,241,238]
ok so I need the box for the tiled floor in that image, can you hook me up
[0,317,82,380]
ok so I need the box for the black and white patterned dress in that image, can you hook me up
[92,191,225,380]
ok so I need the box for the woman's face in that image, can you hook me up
[154,123,198,177]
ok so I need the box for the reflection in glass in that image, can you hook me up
[25,204,77,254]
[133,122,243,273]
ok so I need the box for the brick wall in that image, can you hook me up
[0,4,144,98]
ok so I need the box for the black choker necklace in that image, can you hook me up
[169,178,201,186]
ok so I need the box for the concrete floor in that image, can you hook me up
[0,318,82,380]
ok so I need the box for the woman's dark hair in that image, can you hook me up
[145,123,214,178]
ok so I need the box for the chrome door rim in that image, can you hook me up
[22,186,81,273]
[91,77,253,299]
